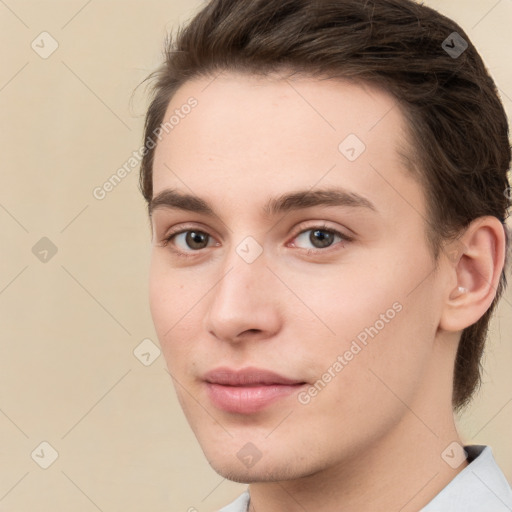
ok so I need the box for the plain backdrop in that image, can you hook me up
[0,0,511,511]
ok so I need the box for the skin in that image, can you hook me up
[148,72,505,512]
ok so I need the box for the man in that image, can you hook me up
[139,0,512,510]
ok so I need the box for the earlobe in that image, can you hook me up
[439,216,506,333]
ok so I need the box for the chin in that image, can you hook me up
[203,440,322,483]
[209,459,304,483]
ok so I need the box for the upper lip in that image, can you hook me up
[203,367,305,386]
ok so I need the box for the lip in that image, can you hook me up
[203,366,307,414]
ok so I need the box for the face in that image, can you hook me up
[148,72,447,482]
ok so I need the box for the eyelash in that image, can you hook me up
[159,223,352,259]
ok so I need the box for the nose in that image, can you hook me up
[203,245,282,345]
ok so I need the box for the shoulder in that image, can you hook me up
[421,445,512,511]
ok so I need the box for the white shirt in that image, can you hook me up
[218,445,512,511]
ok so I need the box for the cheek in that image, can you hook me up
[341,291,436,413]
[148,257,189,359]
[148,253,194,324]
[301,300,434,446]
[283,259,402,347]
[301,251,438,402]
[148,264,172,336]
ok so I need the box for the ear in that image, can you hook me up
[439,216,507,332]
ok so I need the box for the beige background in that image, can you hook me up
[0,0,511,510]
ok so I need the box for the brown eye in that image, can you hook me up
[182,231,210,250]
[292,226,348,252]
[163,230,212,250]
[159,227,220,259]
[309,229,336,248]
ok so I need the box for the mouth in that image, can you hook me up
[203,366,307,414]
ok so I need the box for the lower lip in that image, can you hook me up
[205,382,305,414]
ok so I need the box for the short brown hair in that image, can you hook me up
[139,0,511,411]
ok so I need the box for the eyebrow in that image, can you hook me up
[148,187,377,218]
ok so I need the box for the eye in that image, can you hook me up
[290,225,350,253]
[160,229,217,257]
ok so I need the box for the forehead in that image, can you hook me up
[151,72,422,220]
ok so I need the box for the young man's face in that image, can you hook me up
[149,72,454,482]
